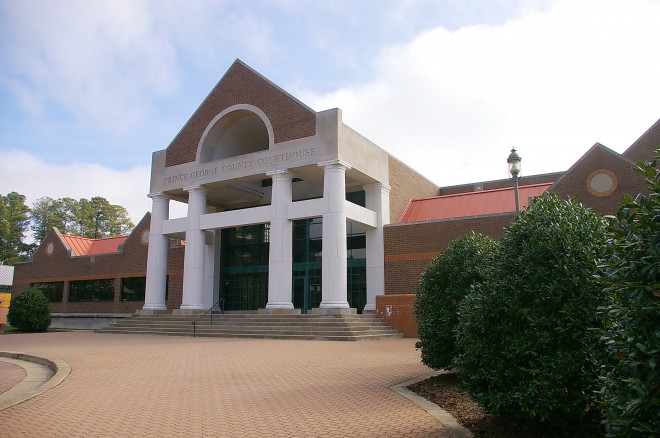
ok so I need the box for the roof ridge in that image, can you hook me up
[414,182,553,202]
[62,234,128,241]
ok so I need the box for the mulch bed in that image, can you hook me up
[407,372,604,438]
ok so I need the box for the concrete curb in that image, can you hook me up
[0,351,71,411]
[391,374,473,438]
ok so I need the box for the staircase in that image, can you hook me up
[95,312,403,341]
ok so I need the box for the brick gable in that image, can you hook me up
[549,144,646,216]
[623,118,660,164]
[165,60,317,167]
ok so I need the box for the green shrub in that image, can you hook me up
[7,287,51,332]
[414,232,497,370]
[598,152,660,437]
[455,193,607,428]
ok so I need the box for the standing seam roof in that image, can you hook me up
[398,183,552,223]
[61,235,128,256]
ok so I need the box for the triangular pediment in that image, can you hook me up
[165,60,317,167]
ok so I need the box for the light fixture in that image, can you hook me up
[507,148,522,213]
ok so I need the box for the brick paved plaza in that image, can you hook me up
[0,332,450,437]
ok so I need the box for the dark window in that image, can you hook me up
[347,264,366,312]
[121,277,146,301]
[30,282,64,302]
[224,224,270,268]
[293,218,323,263]
[347,235,366,260]
[346,190,366,207]
[69,279,115,302]
[222,224,270,311]
[222,270,268,311]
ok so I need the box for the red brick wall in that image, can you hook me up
[13,214,185,313]
[384,213,514,295]
[388,156,440,222]
[550,145,647,216]
[623,119,660,164]
[165,60,317,167]
[376,294,418,338]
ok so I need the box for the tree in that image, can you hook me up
[30,196,134,240]
[455,193,607,428]
[73,196,133,239]
[414,232,497,370]
[31,196,76,241]
[598,151,660,436]
[0,192,32,264]
[7,287,51,332]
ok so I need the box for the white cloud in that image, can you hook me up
[0,149,190,240]
[299,0,660,186]
[2,0,178,134]
[0,149,150,223]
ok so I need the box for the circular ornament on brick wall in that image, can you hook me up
[587,169,617,197]
[141,230,150,246]
[46,242,54,255]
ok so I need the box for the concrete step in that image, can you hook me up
[96,312,401,341]
[112,319,392,327]
[97,328,402,341]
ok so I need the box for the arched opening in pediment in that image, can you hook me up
[198,107,272,163]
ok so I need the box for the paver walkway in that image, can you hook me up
[0,361,26,394]
[0,332,450,437]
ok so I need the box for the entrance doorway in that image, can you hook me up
[292,267,321,313]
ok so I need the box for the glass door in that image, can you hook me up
[292,275,306,313]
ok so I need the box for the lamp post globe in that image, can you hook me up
[507,148,522,179]
[507,148,522,214]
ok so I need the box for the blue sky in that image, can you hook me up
[1,0,659,227]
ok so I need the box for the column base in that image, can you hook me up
[319,301,350,309]
[311,308,357,315]
[173,308,206,315]
[137,308,169,315]
[265,301,295,309]
[258,308,301,315]
[363,304,376,312]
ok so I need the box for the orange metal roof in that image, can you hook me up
[398,183,553,223]
[62,235,128,256]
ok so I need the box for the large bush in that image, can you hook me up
[455,193,607,428]
[7,287,51,332]
[598,152,660,436]
[414,232,497,370]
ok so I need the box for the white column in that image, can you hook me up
[203,228,222,310]
[363,183,391,312]
[143,193,170,311]
[266,170,295,311]
[319,160,351,309]
[180,185,207,311]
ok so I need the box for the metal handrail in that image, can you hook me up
[192,297,224,338]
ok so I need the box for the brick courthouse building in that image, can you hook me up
[12,60,659,335]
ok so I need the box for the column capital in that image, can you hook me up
[184,184,206,194]
[266,169,295,179]
[363,182,391,195]
[148,192,170,200]
[317,159,352,171]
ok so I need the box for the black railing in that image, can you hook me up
[192,298,224,338]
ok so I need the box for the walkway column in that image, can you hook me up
[143,192,169,311]
[203,226,221,310]
[363,183,391,312]
[266,170,295,311]
[180,185,207,311]
[318,160,351,310]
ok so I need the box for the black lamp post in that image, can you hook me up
[507,148,522,214]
